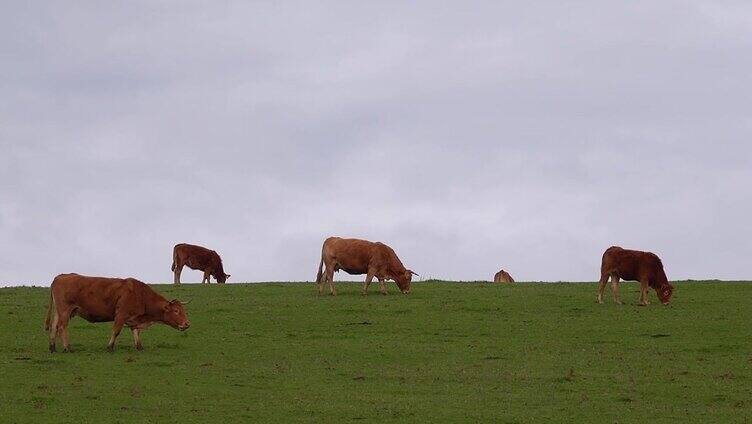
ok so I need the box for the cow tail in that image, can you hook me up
[171,247,177,272]
[44,290,54,331]
[316,250,325,284]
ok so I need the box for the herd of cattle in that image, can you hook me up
[44,237,674,353]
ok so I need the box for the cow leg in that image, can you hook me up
[59,324,71,353]
[610,274,622,305]
[379,278,388,295]
[48,309,59,353]
[131,328,143,351]
[174,264,183,285]
[639,279,650,306]
[203,271,211,284]
[326,267,336,296]
[362,273,374,295]
[107,317,126,352]
[55,307,74,352]
[596,272,608,303]
[317,267,325,295]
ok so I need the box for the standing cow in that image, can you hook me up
[597,246,674,306]
[315,237,417,296]
[494,269,515,283]
[45,273,191,352]
[172,243,230,285]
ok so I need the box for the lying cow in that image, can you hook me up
[493,269,515,283]
[315,237,417,295]
[172,243,230,285]
[597,246,674,306]
[45,273,191,352]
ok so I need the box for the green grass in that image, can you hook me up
[1,281,751,423]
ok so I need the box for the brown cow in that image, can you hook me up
[493,269,515,283]
[172,243,230,285]
[597,246,674,306]
[45,273,191,352]
[315,237,417,296]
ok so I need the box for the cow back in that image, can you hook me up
[51,274,150,322]
[175,243,224,274]
[602,247,668,287]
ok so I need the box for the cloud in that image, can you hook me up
[1,1,751,285]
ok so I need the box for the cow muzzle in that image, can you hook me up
[179,322,191,331]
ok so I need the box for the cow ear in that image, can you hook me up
[226,274,231,279]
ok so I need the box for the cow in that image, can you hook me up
[45,273,191,353]
[597,246,674,306]
[493,269,515,283]
[315,237,417,296]
[172,243,230,285]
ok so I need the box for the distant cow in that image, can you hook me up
[172,243,230,285]
[45,273,191,352]
[597,246,674,306]
[315,237,417,296]
[493,269,515,283]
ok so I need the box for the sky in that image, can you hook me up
[1,1,751,286]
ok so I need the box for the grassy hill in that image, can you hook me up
[1,281,750,423]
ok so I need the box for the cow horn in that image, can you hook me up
[173,298,191,305]
[409,270,419,276]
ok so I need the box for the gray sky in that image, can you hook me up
[1,1,751,286]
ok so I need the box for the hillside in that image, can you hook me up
[1,281,750,422]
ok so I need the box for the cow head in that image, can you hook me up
[163,299,191,331]
[657,283,674,305]
[216,273,230,284]
[395,270,418,294]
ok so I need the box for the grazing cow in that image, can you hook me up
[172,243,230,285]
[493,269,515,283]
[597,246,674,306]
[315,237,417,296]
[45,273,191,352]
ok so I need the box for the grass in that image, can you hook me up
[0,281,751,423]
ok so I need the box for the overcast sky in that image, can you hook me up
[1,1,751,286]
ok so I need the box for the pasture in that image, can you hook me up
[0,281,750,423]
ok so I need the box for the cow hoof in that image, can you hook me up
[136,345,144,351]
[63,347,72,353]
[596,298,603,304]
[106,345,115,353]
[49,345,56,353]
[361,292,367,296]
[381,292,388,296]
